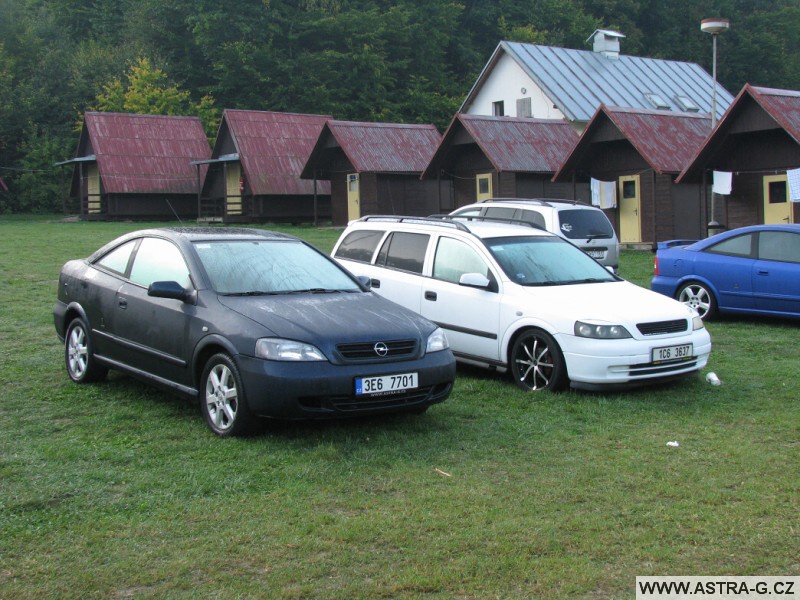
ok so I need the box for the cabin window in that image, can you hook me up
[622,179,637,199]
[768,180,787,204]
[492,101,505,116]
[516,97,532,118]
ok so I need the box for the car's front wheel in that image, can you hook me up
[509,329,567,392]
[677,281,717,320]
[200,353,253,437]
[65,317,107,383]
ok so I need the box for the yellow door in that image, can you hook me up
[763,175,792,224]
[87,163,101,214]
[476,173,493,202]
[226,163,243,216]
[347,174,360,221]
[618,175,641,243]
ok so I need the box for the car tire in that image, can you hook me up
[65,317,108,383]
[677,282,718,320]
[200,353,253,437]
[509,329,568,392]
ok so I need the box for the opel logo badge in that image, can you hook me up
[374,342,389,357]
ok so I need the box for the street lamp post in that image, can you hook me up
[701,17,730,234]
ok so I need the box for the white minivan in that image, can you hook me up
[450,198,620,271]
[332,216,710,391]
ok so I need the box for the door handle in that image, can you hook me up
[118,298,128,309]
[424,291,437,301]
[757,269,769,276]
[370,278,380,289]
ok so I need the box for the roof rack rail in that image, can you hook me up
[444,214,545,231]
[483,197,590,207]
[359,215,471,232]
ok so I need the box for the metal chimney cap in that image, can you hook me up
[701,18,730,35]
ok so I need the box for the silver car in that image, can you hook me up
[450,198,620,271]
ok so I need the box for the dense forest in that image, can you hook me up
[1,0,798,213]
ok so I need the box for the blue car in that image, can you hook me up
[651,224,800,320]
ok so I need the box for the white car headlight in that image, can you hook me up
[425,327,450,353]
[692,315,704,330]
[574,321,632,339]
[255,338,326,361]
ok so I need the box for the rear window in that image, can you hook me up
[334,229,384,263]
[707,233,753,258]
[375,232,429,274]
[557,209,614,240]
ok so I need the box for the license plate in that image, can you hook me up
[587,250,605,259]
[652,344,693,362]
[356,372,418,395]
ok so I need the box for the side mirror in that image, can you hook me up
[357,275,372,290]
[459,272,491,289]
[148,281,196,304]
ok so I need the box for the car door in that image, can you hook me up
[697,232,756,312]
[109,237,196,382]
[420,235,503,363]
[753,230,800,315]
[367,231,428,313]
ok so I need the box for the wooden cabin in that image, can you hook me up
[60,112,211,220]
[553,106,712,245]
[197,110,331,224]
[301,121,445,225]
[421,114,582,209]
[678,85,800,229]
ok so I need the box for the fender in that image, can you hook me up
[500,315,563,363]
[54,300,91,341]
[190,333,241,387]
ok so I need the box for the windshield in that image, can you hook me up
[485,236,617,286]
[558,209,614,240]
[194,239,361,295]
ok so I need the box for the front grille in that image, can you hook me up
[336,339,418,361]
[627,357,698,377]
[636,319,688,336]
[298,382,452,413]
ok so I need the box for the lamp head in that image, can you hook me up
[701,18,730,35]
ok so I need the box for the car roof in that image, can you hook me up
[661,223,800,252]
[348,215,555,240]
[88,227,298,261]
[456,198,597,210]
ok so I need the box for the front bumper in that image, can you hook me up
[236,350,456,419]
[559,329,712,387]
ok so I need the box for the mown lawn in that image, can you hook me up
[1,216,797,599]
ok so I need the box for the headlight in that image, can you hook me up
[692,315,704,331]
[255,338,326,361]
[574,321,632,339]
[425,327,449,353]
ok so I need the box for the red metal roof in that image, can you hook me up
[329,121,441,172]
[602,106,710,174]
[749,86,800,143]
[422,114,578,179]
[223,110,331,196]
[677,85,800,183]
[82,112,211,194]
[553,106,711,181]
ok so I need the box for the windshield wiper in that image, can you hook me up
[222,290,282,296]
[285,288,343,294]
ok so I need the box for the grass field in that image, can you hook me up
[1,215,797,598]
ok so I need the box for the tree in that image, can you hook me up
[92,57,219,138]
